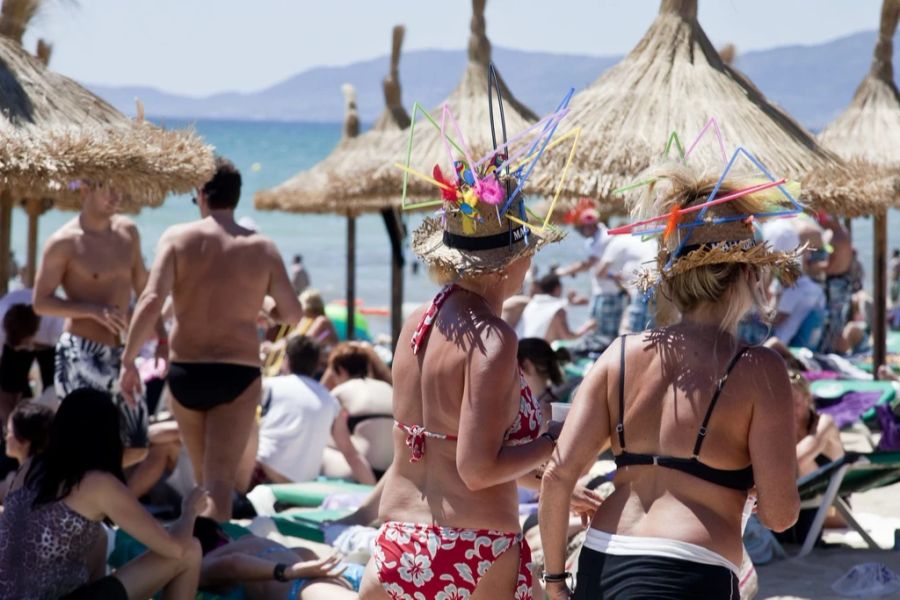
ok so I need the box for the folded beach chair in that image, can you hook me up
[787,450,900,558]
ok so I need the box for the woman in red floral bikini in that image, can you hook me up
[358,95,576,598]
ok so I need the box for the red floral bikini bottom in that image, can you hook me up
[374,521,534,600]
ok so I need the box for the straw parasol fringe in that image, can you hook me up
[529,0,878,216]
[0,36,214,211]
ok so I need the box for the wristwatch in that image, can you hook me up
[273,563,289,582]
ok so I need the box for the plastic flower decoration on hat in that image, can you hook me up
[395,64,581,238]
[606,118,806,293]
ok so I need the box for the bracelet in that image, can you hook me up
[273,563,289,582]
[541,431,557,448]
[542,571,571,583]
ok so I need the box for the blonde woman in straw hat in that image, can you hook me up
[539,162,802,599]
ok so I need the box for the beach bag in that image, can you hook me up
[831,563,900,597]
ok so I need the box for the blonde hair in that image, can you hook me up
[630,162,779,332]
[299,289,325,316]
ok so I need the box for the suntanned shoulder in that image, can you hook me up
[470,313,518,363]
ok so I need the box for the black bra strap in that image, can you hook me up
[692,348,746,458]
[617,335,627,450]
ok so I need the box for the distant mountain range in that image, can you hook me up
[89,30,897,131]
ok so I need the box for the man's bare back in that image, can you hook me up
[33,214,142,347]
[162,217,293,366]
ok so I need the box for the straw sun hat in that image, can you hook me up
[616,161,806,293]
[404,66,576,276]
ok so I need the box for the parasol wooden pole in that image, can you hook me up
[873,211,887,377]
[24,198,40,287]
[381,207,405,349]
[0,190,12,296]
[346,214,357,341]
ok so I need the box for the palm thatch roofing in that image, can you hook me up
[255,0,538,214]
[530,0,883,217]
[255,25,411,214]
[0,34,213,210]
[818,0,900,198]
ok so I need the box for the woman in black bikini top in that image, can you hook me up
[539,163,802,600]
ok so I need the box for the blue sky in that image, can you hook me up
[24,0,886,96]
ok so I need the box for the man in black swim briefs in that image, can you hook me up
[120,158,302,521]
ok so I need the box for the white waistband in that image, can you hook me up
[583,529,740,576]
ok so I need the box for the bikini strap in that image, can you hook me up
[617,334,627,450]
[692,347,746,458]
[410,285,458,354]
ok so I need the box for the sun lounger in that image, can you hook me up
[270,508,353,542]
[265,479,374,508]
[788,451,900,558]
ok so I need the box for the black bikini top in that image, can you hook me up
[613,336,755,492]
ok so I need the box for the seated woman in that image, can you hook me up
[0,401,54,502]
[0,388,207,600]
[321,342,394,484]
[194,518,357,600]
[297,289,339,352]
[774,371,846,546]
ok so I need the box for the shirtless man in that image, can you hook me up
[32,182,158,467]
[119,158,302,521]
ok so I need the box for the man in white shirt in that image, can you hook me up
[254,336,340,484]
[556,210,625,338]
[0,289,64,417]
[604,234,659,334]
[521,273,595,343]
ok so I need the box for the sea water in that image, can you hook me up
[9,119,900,338]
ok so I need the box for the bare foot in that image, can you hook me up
[877,365,898,382]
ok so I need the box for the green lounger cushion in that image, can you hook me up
[267,479,374,507]
[797,451,900,502]
[270,508,353,542]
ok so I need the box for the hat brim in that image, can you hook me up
[635,241,805,293]
[411,216,566,275]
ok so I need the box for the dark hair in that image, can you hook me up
[517,337,567,386]
[293,254,303,263]
[285,336,320,377]
[536,273,562,295]
[202,157,242,209]
[26,388,124,506]
[9,402,54,457]
[3,303,40,348]
[328,342,370,379]
[193,516,231,556]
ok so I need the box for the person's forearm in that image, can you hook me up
[32,294,97,320]
[170,509,197,544]
[123,292,164,363]
[539,469,579,575]
[459,437,554,491]
[339,446,377,486]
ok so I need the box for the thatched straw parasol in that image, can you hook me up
[818,0,900,375]
[530,0,865,217]
[254,23,411,342]
[0,0,214,292]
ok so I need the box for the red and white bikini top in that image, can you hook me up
[397,285,542,462]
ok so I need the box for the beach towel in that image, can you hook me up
[816,390,883,429]
[876,403,900,451]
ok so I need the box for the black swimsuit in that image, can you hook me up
[167,362,260,411]
[613,336,755,492]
